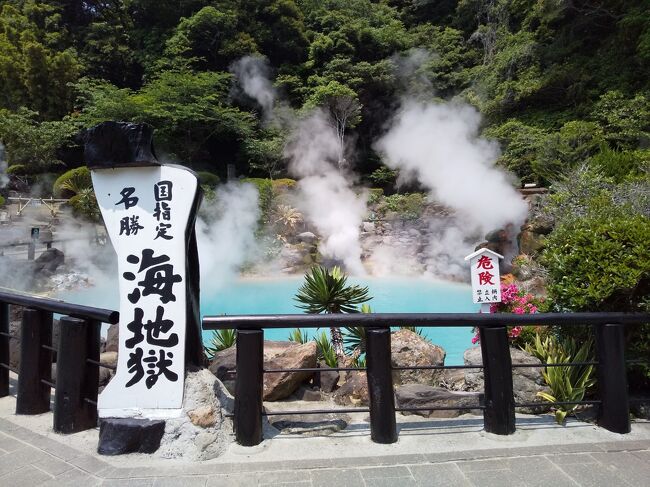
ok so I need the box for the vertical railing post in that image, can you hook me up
[366,327,397,444]
[479,325,515,435]
[54,317,98,433]
[234,329,263,446]
[83,319,101,425]
[16,308,53,414]
[0,302,9,397]
[595,323,630,434]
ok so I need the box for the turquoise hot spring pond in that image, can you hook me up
[59,276,479,365]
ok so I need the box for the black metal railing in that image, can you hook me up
[0,289,118,433]
[203,312,650,446]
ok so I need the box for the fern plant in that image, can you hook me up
[525,334,596,424]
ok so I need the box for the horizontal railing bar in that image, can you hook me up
[264,367,366,373]
[41,344,56,352]
[0,363,19,373]
[396,405,485,412]
[0,288,119,323]
[626,359,650,365]
[203,312,650,330]
[511,361,599,368]
[40,379,55,388]
[515,400,601,407]
[262,408,370,416]
[629,398,650,403]
[0,331,14,338]
[86,358,116,370]
[84,398,97,406]
[392,365,483,370]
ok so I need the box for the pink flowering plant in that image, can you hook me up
[472,282,547,347]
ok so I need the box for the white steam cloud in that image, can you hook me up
[230,55,277,120]
[375,100,526,233]
[196,182,260,294]
[284,111,367,275]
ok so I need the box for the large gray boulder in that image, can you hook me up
[463,346,550,413]
[105,324,119,353]
[391,329,446,386]
[395,384,482,418]
[156,369,233,461]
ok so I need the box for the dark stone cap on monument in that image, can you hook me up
[84,121,160,169]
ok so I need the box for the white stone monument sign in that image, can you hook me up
[86,122,201,419]
[464,248,503,311]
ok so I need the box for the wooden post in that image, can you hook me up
[54,317,98,433]
[16,309,53,414]
[83,320,101,426]
[0,302,9,397]
[366,327,397,444]
[234,329,264,446]
[595,323,630,434]
[27,241,35,260]
[479,325,515,435]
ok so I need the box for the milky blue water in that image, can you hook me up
[59,276,479,365]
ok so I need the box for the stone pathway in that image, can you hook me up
[1,415,649,486]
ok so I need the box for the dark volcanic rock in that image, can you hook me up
[395,384,482,418]
[98,418,165,455]
[33,248,64,274]
[333,371,368,406]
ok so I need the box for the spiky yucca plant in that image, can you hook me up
[294,266,371,357]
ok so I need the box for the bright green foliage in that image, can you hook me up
[205,329,237,358]
[0,195,5,206]
[591,145,650,183]
[380,193,426,220]
[525,334,596,424]
[591,91,650,149]
[541,168,650,377]
[68,188,100,222]
[288,328,310,343]
[314,331,338,368]
[0,108,77,172]
[197,171,220,188]
[53,166,92,198]
[294,266,371,314]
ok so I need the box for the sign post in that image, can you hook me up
[85,122,203,454]
[464,248,503,313]
[464,247,515,435]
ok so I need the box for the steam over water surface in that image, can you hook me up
[59,276,479,365]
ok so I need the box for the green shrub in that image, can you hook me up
[0,195,5,207]
[271,178,296,193]
[367,188,384,205]
[542,213,650,312]
[68,188,100,222]
[383,193,426,219]
[369,166,397,188]
[53,167,92,198]
[591,145,649,182]
[5,164,29,176]
[242,177,274,224]
[197,171,220,187]
[526,334,596,424]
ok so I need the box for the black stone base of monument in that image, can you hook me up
[98,418,165,455]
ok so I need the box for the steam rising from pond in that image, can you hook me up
[374,98,527,278]
[196,182,261,294]
[284,111,367,275]
[230,56,277,120]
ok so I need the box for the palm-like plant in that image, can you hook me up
[294,266,371,357]
[204,329,237,358]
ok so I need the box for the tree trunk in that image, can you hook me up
[330,327,345,358]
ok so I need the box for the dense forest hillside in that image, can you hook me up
[0,0,648,185]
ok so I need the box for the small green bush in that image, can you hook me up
[0,195,5,207]
[242,178,274,223]
[5,164,29,176]
[68,188,100,222]
[271,178,296,193]
[197,171,220,187]
[53,167,92,198]
[383,193,426,219]
[204,329,236,358]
